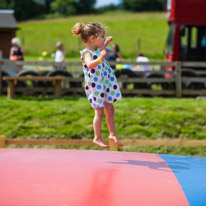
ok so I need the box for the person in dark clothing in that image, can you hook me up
[105,47,116,70]
[10,37,24,61]
[112,44,122,62]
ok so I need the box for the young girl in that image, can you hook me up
[72,22,123,148]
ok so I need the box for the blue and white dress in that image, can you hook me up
[80,48,122,108]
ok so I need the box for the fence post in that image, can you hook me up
[0,136,6,148]
[175,61,182,98]
[109,140,118,151]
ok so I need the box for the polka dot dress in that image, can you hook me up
[80,48,122,108]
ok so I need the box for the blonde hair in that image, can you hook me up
[72,22,105,42]
[11,37,21,46]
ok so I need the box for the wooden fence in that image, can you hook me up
[1,136,206,151]
[1,60,206,97]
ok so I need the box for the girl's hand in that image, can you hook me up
[100,49,107,60]
[100,36,113,51]
[105,36,113,45]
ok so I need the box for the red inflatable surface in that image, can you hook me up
[0,149,189,206]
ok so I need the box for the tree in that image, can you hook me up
[0,0,45,21]
[74,0,96,14]
[123,0,165,11]
[52,0,74,14]
[44,0,54,13]
[13,0,45,21]
[35,0,55,13]
[0,0,13,9]
[51,0,96,15]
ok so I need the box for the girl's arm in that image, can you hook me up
[84,50,107,69]
[100,36,113,51]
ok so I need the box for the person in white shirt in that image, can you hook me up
[55,42,66,62]
[136,52,152,71]
[53,42,66,70]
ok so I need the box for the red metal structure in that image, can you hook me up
[165,0,206,63]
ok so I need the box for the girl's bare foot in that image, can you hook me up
[109,135,123,147]
[93,138,110,148]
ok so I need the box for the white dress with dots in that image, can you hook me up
[80,48,122,108]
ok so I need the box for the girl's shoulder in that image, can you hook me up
[80,48,100,55]
[80,48,91,59]
[80,48,88,55]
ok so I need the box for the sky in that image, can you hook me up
[95,0,121,8]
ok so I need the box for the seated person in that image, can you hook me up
[112,44,122,62]
[10,37,24,61]
[105,47,116,70]
[105,47,116,61]
[136,52,152,71]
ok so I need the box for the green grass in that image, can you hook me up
[0,96,206,156]
[17,12,168,61]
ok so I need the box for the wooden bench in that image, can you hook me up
[3,76,66,99]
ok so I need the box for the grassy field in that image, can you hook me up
[7,13,206,157]
[17,12,168,61]
[1,96,206,156]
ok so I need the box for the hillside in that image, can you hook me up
[17,12,168,61]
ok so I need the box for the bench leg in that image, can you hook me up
[8,80,15,99]
[55,80,62,99]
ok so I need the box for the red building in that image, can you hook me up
[0,10,18,59]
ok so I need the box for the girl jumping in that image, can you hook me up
[72,22,123,148]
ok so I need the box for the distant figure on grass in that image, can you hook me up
[112,43,122,62]
[54,42,66,69]
[10,37,24,61]
[105,47,116,70]
[72,22,123,148]
[55,42,66,63]
[105,46,116,61]
[136,52,152,71]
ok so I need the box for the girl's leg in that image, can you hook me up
[93,107,110,148]
[104,103,123,146]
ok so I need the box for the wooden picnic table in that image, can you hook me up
[3,76,66,99]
